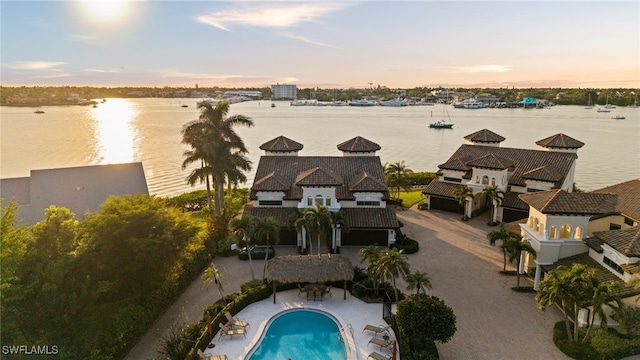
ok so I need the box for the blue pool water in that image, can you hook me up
[247,309,347,360]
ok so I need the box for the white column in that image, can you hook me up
[534,264,542,290]
[301,227,307,249]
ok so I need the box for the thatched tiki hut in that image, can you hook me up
[266,254,354,302]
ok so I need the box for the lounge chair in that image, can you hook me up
[367,351,391,360]
[224,312,249,329]
[323,285,332,297]
[218,323,246,339]
[362,324,390,336]
[197,349,228,360]
[368,337,393,351]
[298,283,306,297]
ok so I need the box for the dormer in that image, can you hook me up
[536,133,584,154]
[464,129,505,147]
[349,172,388,207]
[437,157,469,184]
[252,171,290,207]
[522,166,561,193]
[337,136,381,156]
[466,153,513,191]
[296,167,343,210]
[259,136,303,156]
[588,228,640,282]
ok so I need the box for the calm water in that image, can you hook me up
[1,98,639,197]
[247,310,346,360]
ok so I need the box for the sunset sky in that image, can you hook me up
[2,1,639,89]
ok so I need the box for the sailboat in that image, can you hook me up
[429,102,454,129]
[629,94,638,108]
[597,96,611,112]
[584,93,593,109]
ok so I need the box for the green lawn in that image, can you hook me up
[397,189,425,208]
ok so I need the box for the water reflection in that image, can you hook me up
[92,99,138,164]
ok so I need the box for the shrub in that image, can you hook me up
[552,321,599,360]
[390,238,419,254]
[417,202,429,210]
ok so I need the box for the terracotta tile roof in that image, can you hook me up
[584,237,604,253]
[336,136,381,152]
[253,171,290,191]
[441,144,577,187]
[340,207,399,228]
[438,157,470,171]
[295,167,343,186]
[421,181,464,198]
[243,205,296,227]
[591,179,640,222]
[541,253,639,299]
[536,133,584,149]
[465,153,514,170]
[521,165,562,182]
[249,156,389,201]
[519,190,614,215]
[464,129,505,143]
[502,191,529,210]
[349,172,388,192]
[593,227,640,257]
[259,136,304,152]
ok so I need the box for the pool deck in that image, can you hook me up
[203,289,395,360]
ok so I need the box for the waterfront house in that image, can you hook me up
[422,129,582,223]
[517,178,640,327]
[243,136,398,253]
[0,162,149,224]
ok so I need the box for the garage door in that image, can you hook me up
[430,196,464,214]
[502,209,528,223]
[342,230,389,246]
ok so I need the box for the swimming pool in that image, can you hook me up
[246,309,349,360]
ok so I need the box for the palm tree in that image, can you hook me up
[289,208,311,254]
[358,244,382,292]
[503,236,537,288]
[582,280,622,343]
[181,101,253,215]
[482,185,504,225]
[453,185,474,219]
[385,161,413,200]
[201,263,225,302]
[329,209,347,253]
[302,204,332,255]
[230,214,257,281]
[254,216,280,280]
[375,248,411,302]
[405,270,432,294]
[487,224,519,272]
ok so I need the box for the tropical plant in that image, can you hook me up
[289,208,311,253]
[581,280,622,343]
[453,185,474,219]
[230,214,257,280]
[613,304,640,338]
[254,216,280,280]
[302,204,332,255]
[535,264,600,342]
[502,236,537,288]
[328,209,347,252]
[375,248,411,302]
[358,245,382,291]
[385,161,414,199]
[482,185,504,225]
[181,101,254,215]
[405,270,433,294]
[201,263,225,301]
[487,224,519,272]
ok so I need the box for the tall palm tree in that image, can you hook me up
[358,244,382,292]
[385,161,413,200]
[329,209,347,253]
[405,270,432,294]
[375,248,411,302]
[289,208,311,253]
[254,216,280,280]
[503,236,537,288]
[303,204,332,255]
[201,263,225,302]
[181,101,253,215]
[230,214,257,280]
[482,185,504,225]
[453,185,474,219]
[582,280,622,343]
[487,224,519,272]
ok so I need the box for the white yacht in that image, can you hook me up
[379,98,408,106]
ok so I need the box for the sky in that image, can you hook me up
[1,0,639,89]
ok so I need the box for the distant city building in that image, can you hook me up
[223,90,262,99]
[271,84,297,100]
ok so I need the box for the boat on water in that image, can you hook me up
[584,93,593,109]
[349,99,376,106]
[271,103,276,108]
[34,110,45,114]
[429,120,453,129]
[612,115,625,120]
[596,107,611,113]
[331,100,348,106]
[629,95,638,108]
[181,104,188,108]
[379,98,408,107]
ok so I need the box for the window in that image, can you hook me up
[549,226,557,239]
[603,256,624,275]
[357,201,380,207]
[475,175,480,183]
[444,177,462,183]
[259,200,282,206]
[625,218,635,226]
[534,218,540,232]
[574,226,583,240]
[315,195,323,206]
[560,224,571,238]
[326,197,331,206]
[482,175,489,185]
[491,177,496,186]
[610,223,622,230]
[307,196,313,206]
[527,188,543,192]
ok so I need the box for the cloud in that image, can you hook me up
[276,32,344,49]
[196,2,352,31]
[5,61,66,70]
[450,65,514,74]
[72,34,101,44]
[84,68,123,73]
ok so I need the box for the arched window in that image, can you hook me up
[307,196,313,206]
[574,226,583,240]
[482,175,489,185]
[534,218,540,232]
[491,177,496,186]
[550,226,557,239]
[315,195,323,206]
[475,175,480,183]
[560,224,571,238]
[326,196,332,206]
